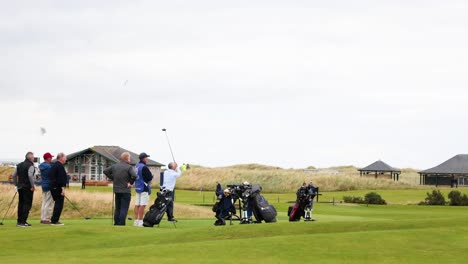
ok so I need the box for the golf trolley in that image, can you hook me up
[227,184,255,224]
[288,185,317,222]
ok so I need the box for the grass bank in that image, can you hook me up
[174,164,420,192]
[1,200,468,263]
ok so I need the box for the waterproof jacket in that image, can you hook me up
[104,161,137,194]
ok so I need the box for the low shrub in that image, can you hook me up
[343,196,364,204]
[421,190,446,205]
[343,192,386,205]
[364,192,386,205]
[448,190,468,206]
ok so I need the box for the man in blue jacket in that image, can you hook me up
[39,152,55,224]
[133,152,153,227]
[49,153,68,226]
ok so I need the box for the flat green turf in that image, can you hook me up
[2,189,468,263]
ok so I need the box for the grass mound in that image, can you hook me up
[174,165,417,192]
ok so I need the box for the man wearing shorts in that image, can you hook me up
[133,152,153,227]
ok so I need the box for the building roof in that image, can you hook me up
[67,146,165,167]
[420,154,468,175]
[358,160,400,173]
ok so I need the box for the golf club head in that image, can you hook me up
[162,128,166,131]
[85,217,91,220]
[0,222,4,225]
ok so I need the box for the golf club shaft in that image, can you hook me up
[164,130,176,162]
[0,191,17,224]
[65,195,87,218]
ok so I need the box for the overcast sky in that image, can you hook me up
[1,0,467,169]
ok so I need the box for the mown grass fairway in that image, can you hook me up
[1,189,468,263]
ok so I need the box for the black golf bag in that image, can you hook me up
[143,190,172,227]
[250,185,277,223]
[288,185,317,222]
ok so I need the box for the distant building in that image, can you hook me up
[419,154,468,187]
[358,160,401,181]
[66,146,164,182]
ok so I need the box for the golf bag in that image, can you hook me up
[288,201,304,221]
[143,190,172,227]
[250,185,277,223]
[288,185,317,222]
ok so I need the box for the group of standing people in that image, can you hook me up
[103,152,182,226]
[11,150,182,227]
[13,151,68,227]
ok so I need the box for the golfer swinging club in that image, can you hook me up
[161,162,182,222]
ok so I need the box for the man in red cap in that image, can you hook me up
[39,152,55,224]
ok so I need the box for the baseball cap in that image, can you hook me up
[139,152,150,160]
[43,152,54,160]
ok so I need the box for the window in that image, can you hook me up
[90,166,96,180]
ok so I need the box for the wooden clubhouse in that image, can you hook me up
[419,154,468,187]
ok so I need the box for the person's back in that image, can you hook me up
[16,160,35,190]
[39,162,52,191]
[104,161,135,194]
[218,194,235,215]
[49,162,67,189]
[162,165,182,191]
[103,152,137,226]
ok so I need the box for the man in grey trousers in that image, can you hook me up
[104,152,137,226]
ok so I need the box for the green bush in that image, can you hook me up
[343,192,386,205]
[343,196,364,204]
[364,192,387,205]
[422,190,446,205]
[448,190,468,206]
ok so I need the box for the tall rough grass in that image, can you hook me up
[0,166,14,181]
[0,185,212,219]
[172,164,420,192]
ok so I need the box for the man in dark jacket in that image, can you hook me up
[214,188,236,226]
[12,152,36,227]
[81,174,86,189]
[133,152,153,227]
[49,152,68,225]
[104,152,137,226]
